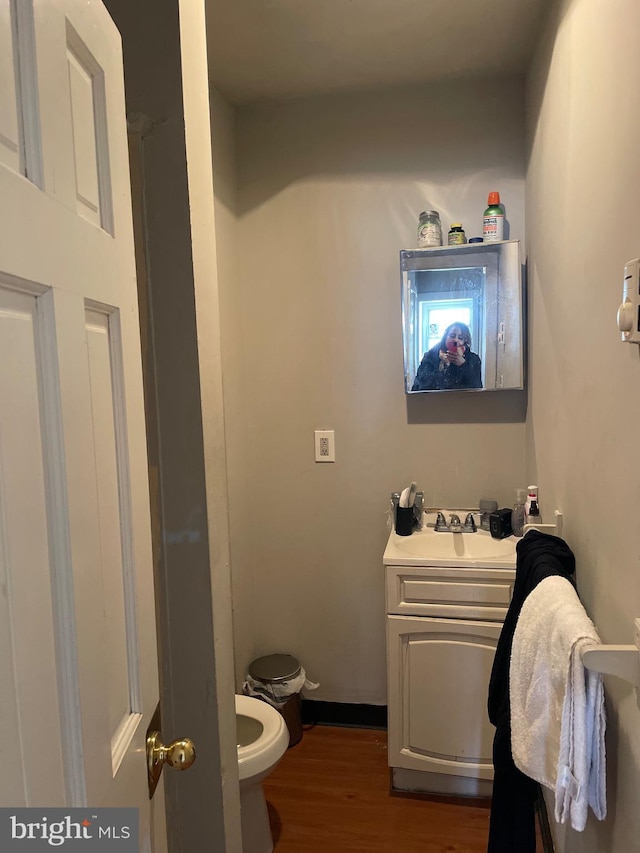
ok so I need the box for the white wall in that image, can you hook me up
[527,1,640,849]
[222,77,528,701]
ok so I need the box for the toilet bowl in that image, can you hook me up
[236,694,289,853]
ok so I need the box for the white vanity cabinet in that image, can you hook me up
[384,558,516,796]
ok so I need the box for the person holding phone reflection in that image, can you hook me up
[412,322,482,391]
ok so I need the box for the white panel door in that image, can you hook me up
[0,1,164,848]
[387,615,501,780]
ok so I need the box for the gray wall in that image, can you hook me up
[215,77,529,701]
[526,1,640,849]
[209,88,256,687]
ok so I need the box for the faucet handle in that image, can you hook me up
[435,511,448,531]
[463,512,477,532]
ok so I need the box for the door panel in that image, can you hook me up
[407,632,495,761]
[0,0,41,182]
[0,282,66,806]
[85,308,143,774]
[387,615,500,779]
[65,23,113,230]
[0,0,21,173]
[67,48,102,225]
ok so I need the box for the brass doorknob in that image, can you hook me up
[147,730,196,797]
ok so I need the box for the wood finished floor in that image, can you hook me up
[264,725,544,852]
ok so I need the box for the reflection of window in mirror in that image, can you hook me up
[419,299,474,353]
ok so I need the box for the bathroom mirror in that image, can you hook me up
[401,240,524,393]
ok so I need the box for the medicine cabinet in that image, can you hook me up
[401,240,524,394]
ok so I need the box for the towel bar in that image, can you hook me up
[522,508,563,538]
[581,645,640,687]
[581,619,640,704]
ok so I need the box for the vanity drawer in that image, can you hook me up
[386,564,515,621]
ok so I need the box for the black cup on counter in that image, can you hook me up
[395,505,416,536]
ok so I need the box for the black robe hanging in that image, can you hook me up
[487,530,576,852]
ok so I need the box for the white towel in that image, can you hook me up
[510,575,606,830]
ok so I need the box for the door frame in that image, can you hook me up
[103,1,242,850]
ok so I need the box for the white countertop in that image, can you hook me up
[384,511,518,569]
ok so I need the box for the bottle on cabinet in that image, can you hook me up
[511,488,527,537]
[482,192,504,242]
[447,223,466,245]
[527,499,541,524]
[417,210,442,247]
[524,485,542,525]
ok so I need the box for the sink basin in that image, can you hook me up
[383,511,517,568]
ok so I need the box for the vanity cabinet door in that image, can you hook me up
[387,615,501,779]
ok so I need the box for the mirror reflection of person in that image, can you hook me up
[412,322,483,391]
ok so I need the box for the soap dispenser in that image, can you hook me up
[511,489,527,537]
[525,485,542,525]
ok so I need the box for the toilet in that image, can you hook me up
[236,694,289,853]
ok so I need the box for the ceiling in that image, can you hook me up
[205,0,551,105]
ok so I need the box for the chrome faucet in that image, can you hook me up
[448,513,463,533]
[433,511,478,533]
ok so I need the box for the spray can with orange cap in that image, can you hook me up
[482,191,504,242]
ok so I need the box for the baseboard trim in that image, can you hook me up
[536,787,555,853]
[300,699,387,729]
